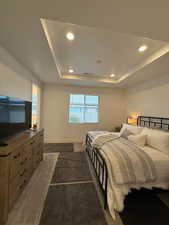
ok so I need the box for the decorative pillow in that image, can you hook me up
[141,128,169,155]
[120,128,133,139]
[128,134,147,147]
[120,123,144,135]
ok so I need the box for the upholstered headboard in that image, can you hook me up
[137,116,169,131]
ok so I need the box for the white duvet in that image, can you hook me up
[103,145,169,219]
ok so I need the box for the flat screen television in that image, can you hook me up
[0,95,32,141]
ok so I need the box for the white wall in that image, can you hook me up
[42,84,125,143]
[125,74,169,118]
[0,45,42,101]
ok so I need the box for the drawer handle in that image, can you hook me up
[19,179,27,189]
[20,161,24,166]
[20,169,26,177]
[30,140,35,145]
[13,152,21,159]
[20,173,24,177]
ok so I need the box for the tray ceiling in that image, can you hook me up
[41,19,169,85]
[1,1,169,88]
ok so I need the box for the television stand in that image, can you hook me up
[0,129,44,225]
[0,141,8,147]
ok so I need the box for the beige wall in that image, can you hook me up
[42,84,125,143]
[0,45,42,101]
[125,74,169,118]
[0,61,32,101]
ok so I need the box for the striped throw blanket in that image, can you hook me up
[91,133,119,148]
[92,134,157,185]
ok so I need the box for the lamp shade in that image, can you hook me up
[127,113,140,125]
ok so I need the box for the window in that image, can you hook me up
[69,94,99,123]
[32,84,41,128]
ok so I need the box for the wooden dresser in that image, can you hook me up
[0,129,44,225]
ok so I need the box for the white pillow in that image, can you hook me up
[120,128,133,139]
[128,134,147,147]
[141,128,169,155]
[120,123,143,135]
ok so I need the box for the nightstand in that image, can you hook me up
[114,126,122,132]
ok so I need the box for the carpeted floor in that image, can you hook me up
[51,152,92,183]
[39,151,108,225]
[39,183,107,225]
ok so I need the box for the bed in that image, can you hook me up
[85,116,169,219]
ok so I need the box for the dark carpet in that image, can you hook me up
[40,152,107,225]
[51,152,92,183]
[120,189,169,225]
[44,143,73,153]
[39,183,107,225]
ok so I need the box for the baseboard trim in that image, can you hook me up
[44,138,83,144]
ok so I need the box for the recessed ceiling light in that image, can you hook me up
[66,32,75,41]
[110,74,115,78]
[69,68,74,73]
[138,45,148,52]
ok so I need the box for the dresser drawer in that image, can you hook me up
[9,174,26,210]
[0,157,9,178]
[0,177,8,224]
[22,144,32,164]
[25,157,33,179]
[37,133,44,143]
[33,151,42,169]
[9,147,23,180]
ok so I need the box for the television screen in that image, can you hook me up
[0,96,32,140]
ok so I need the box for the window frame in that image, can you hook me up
[68,94,100,124]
